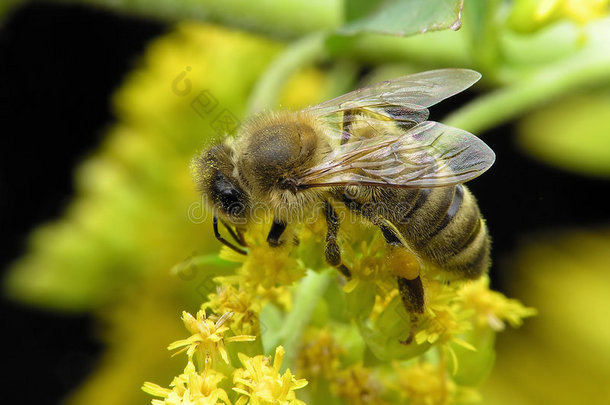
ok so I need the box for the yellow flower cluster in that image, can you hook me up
[534,0,609,24]
[143,307,308,405]
[332,363,388,405]
[393,361,480,405]
[341,224,536,364]
[202,285,262,336]
[459,276,538,331]
[509,0,610,33]
[296,329,345,381]
[217,224,306,311]
[144,206,535,405]
[413,280,476,350]
[143,361,231,405]
[294,328,482,405]
[169,310,256,365]
[233,346,308,405]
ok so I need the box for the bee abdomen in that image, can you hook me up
[399,185,490,280]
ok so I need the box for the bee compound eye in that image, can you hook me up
[211,172,248,218]
[218,187,243,213]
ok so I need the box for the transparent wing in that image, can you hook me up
[297,121,495,189]
[305,69,481,128]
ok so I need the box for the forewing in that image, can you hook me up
[305,69,481,128]
[297,121,495,189]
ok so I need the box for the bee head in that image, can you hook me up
[191,144,250,225]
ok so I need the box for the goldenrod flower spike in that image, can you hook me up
[393,361,480,405]
[297,329,344,381]
[331,363,387,405]
[459,276,537,331]
[233,346,308,405]
[203,285,262,336]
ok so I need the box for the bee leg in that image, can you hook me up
[219,218,248,247]
[377,223,424,344]
[397,275,425,344]
[213,216,247,255]
[325,202,351,278]
[266,218,287,247]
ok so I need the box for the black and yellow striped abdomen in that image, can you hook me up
[338,183,490,280]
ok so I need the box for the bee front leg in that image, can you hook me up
[266,218,286,247]
[325,202,351,278]
[213,216,247,255]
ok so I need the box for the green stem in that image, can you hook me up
[444,50,610,134]
[333,30,472,67]
[310,378,334,405]
[461,0,502,73]
[274,269,332,372]
[246,32,328,114]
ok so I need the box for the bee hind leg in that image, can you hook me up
[325,202,351,278]
[377,222,424,344]
[397,275,425,344]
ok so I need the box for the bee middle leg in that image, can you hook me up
[325,202,351,278]
[378,222,424,344]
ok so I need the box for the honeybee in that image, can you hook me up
[192,69,494,336]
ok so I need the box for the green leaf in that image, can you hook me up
[344,0,385,22]
[452,328,496,385]
[340,0,464,36]
[47,0,342,38]
[517,91,610,178]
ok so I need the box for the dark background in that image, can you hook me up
[1,3,609,404]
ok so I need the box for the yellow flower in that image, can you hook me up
[509,0,610,33]
[369,288,400,323]
[414,280,473,349]
[459,276,537,331]
[217,231,305,310]
[142,361,231,405]
[232,346,308,405]
[393,361,480,405]
[332,363,388,405]
[535,0,609,24]
[203,285,262,336]
[342,231,394,294]
[241,246,305,291]
[168,310,255,365]
[297,329,345,381]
